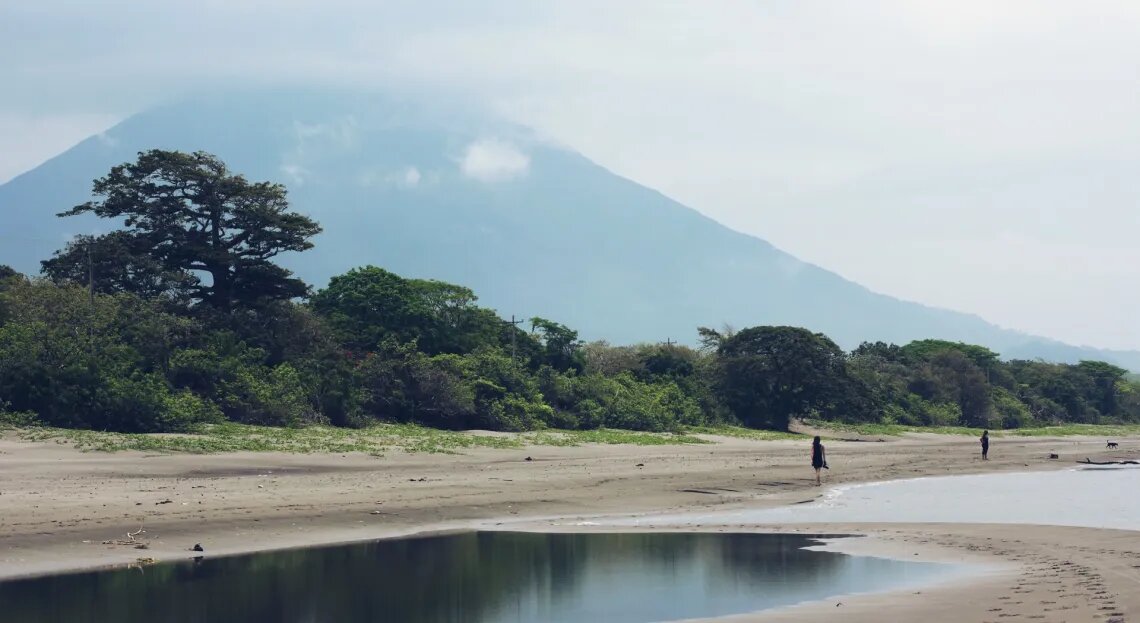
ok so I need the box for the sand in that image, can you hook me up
[1,429,1137,622]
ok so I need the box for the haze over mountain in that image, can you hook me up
[3,89,1137,369]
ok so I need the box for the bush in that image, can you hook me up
[0,402,39,427]
[219,364,317,426]
[992,387,1034,429]
[916,400,962,426]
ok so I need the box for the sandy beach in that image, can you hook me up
[1,430,1137,622]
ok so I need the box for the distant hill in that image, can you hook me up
[3,88,1138,369]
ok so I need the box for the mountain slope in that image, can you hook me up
[2,89,1137,369]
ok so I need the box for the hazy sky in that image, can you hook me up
[4,1,1140,349]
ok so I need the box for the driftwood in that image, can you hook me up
[102,527,146,546]
[1079,458,1139,465]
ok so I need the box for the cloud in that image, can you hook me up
[279,163,308,186]
[6,1,1140,347]
[293,117,359,151]
[0,112,118,182]
[357,165,424,189]
[401,166,421,187]
[459,139,529,183]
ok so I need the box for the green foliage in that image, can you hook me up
[715,326,872,430]
[5,152,1137,445]
[218,364,317,426]
[529,317,584,372]
[312,266,522,358]
[900,339,1000,370]
[52,150,321,311]
[42,231,194,303]
[992,386,1033,428]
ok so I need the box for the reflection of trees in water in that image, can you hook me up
[713,533,851,583]
[0,532,859,623]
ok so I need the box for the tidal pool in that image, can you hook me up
[612,466,1140,531]
[0,532,964,623]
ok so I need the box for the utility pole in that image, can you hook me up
[663,338,676,348]
[503,315,524,362]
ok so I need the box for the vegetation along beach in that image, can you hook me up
[1,150,1139,621]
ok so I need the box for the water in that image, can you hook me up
[610,466,1140,531]
[0,532,963,623]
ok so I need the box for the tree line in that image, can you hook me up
[1,150,1137,434]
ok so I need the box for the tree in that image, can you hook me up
[579,341,642,376]
[929,350,993,427]
[852,341,903,362]
[42,231,192,301]
[312,266,429,353]
[640,344,697,381]
[714,326,862,430]
[54,150,321,311]
[530,317,583,372]
[312,267,514,356]
[0,279,220,431]
[0,265,18,281]
[697,324,736,353]
[1076,360,1128,416]
[901,339,999,371]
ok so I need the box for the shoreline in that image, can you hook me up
[1,431,1137,621]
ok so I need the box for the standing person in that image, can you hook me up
[980,430,989,461]
[811,436,827,486]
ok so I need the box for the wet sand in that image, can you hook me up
[1,430,1137,622]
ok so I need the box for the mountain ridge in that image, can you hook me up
[2,89,1137,369]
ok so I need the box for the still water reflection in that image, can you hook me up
[0,532,959,623]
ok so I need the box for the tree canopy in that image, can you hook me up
[715,326,870,430]
[3,151,1139,435]
[48,150,321,311]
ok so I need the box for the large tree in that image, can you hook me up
[715,325,869,430]
[51,150,321,311]
[312,266,515,356]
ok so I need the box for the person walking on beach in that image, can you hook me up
[811,436,827,486]
[980,430,989,460]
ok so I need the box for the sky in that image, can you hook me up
[3,1,1140,349]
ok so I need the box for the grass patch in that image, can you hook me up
[685,425,805,441]
[527,428,709,447]
[806,420,1140,439]
[5,422,709,455]
[9,419,1138,455]
[9,422,523,455]
[809,422,984,437]
[1000,424,1140,438]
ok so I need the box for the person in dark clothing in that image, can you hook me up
[980,430,989,460]
[811,436,827,486]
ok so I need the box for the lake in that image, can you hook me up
[0,532,963,623]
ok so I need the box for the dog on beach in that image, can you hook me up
[1106,440,1119,449]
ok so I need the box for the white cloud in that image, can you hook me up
[402,166,422,187]
[357,165,424,189]
[279,163,308,186]
[6,1,1140,347]
[459,138,529,183]
[293,117,358,150]
[0,112,119,182]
